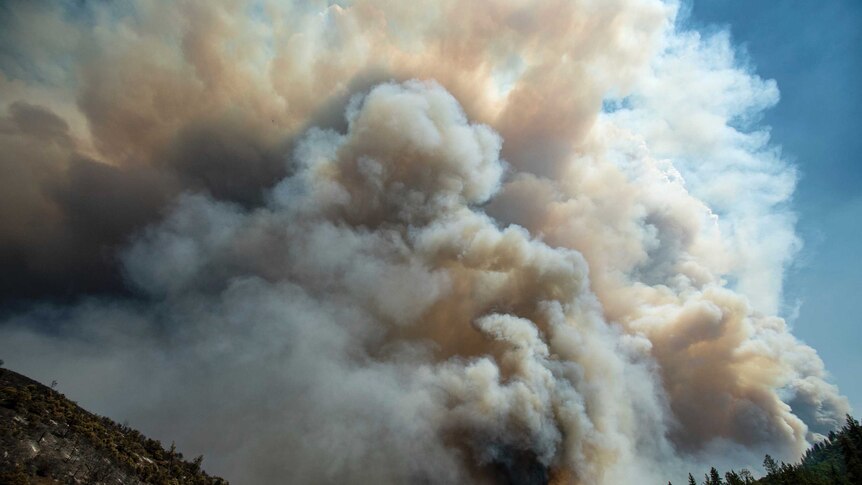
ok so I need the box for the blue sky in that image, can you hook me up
[687,0,862,414]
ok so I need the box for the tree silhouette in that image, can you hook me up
[724,470,743,485]
[763,454,779,476]
[704,467,723,485]
[841,434,862,484]
[676,415,862,484]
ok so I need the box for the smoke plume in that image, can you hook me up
[0,1,849,483]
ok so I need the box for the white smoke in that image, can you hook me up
[0,1,849,484]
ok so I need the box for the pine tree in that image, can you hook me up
[763,454,779,476]
[725,470,743,485]
[840,434,862,485]
[688,473,697,485]
[829,463,847,485]
[847,415,862,448]
[708,467,723,485]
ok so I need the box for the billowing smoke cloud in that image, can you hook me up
[0,0,849,483]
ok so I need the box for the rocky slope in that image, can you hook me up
[0,367,227,485]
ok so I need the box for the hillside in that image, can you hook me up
[0,367,228,485]
[682,414,862,485]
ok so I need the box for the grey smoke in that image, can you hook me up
[0,1,850,484]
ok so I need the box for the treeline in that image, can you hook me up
[674,415,862,485]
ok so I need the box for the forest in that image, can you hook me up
[678,415,862,485]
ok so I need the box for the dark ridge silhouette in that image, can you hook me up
[0,367,227,485]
